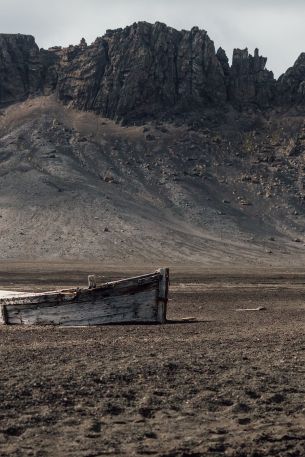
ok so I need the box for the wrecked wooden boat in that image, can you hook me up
[0,268,169,326]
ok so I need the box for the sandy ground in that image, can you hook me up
[1,264,305,456]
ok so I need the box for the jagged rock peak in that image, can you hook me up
[229,47,275,108]
[216,47,230,77]
[48,21,227,121]
[2,24,305,120]
[79,38,87,48]
[277,53,305,104]
[232,48,269,71]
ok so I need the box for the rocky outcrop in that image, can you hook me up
[47,22,227,121]
[0,34,43,106]
[277,53,305,105]
[229,48,276,108]
[49,38,108,110]
[216,47,230,78]
[2,23,305,121]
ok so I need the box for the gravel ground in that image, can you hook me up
[1,266,305,456]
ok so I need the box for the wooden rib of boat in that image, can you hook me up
[0,268,169,326]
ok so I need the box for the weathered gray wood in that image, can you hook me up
[1,273,160,307]
[88,275,96,289]
[4,281,159,314]
[0,269,169,326]
[157,268,169,323]
[7,284,157,319]
[235,307,266,312]
[8,288,159,326]
[0,305,7,325]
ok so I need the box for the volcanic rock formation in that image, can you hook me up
[2,22,305,121]
[3,21,305,121]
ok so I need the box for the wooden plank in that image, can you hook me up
[5,280,159,313]
[235,307,266,312]
[1,273,160,308]
[157,268,169,323]
[88,275,96,289]
[0,305,7,325]
[7,288,159,326]
[0,290,27,298]
[7,282,158,316]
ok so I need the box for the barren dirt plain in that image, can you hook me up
[1,263,305,457]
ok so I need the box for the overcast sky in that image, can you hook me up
[0,0,304,78]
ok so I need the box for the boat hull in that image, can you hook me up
[0,268,169,326]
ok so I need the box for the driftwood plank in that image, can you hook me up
[235,307,266,312]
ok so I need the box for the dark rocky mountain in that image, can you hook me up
[2,21,305,121]
[1,22,305,264]
[0,34,43,105]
